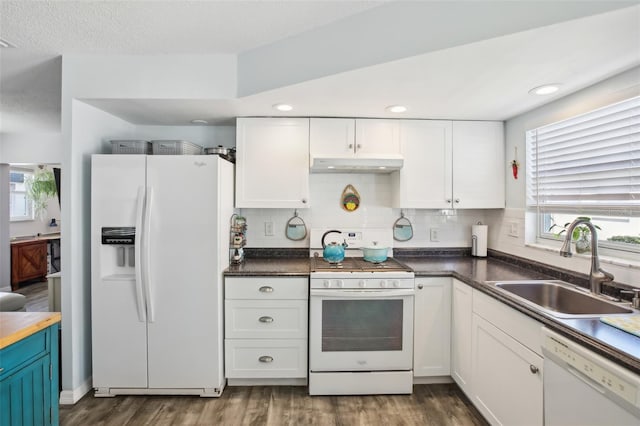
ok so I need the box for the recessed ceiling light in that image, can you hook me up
[529,84,561,96]
[378,166,386,170]
[386,105,407,113]
[0,38,15,48]
[190,119,208,124]
[327,166,335,169]
[273,103,293,112]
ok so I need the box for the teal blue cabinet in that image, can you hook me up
[0,323,59,426]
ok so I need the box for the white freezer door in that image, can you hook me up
[145,155,225,389]
[91,155,148,389]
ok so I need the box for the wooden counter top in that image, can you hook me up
[0,312,61,349]
[10,234,61,245]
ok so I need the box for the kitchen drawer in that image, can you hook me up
[0,328,50,379]
[225,277,308,300]
[225,300,308,339]
[225,339,307,378]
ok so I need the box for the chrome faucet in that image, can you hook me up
[559,218,614,294]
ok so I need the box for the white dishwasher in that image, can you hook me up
[542,327,640,426]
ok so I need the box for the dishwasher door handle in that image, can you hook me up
[566,364,607,395]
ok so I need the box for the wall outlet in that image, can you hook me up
[264,221,274,236]
[509,221,519,238]
[430,228,439,242]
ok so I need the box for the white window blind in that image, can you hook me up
[527,96,640,217]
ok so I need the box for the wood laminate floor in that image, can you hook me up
[60,384,488,426]
[15,279,49,312]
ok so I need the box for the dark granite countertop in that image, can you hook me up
[398,255,640,375]
[225,258,310,276]
[224,251,640,375]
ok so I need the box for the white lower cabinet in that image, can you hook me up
[471,288,543,426]
[224,276,308,384]
[413,278,451,379]
[451,278,473,394]
[471,315,543,426]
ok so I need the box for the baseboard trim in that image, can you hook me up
[413,376,454,385]
[59,376,92,405]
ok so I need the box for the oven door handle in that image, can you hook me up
[310,289,414,298]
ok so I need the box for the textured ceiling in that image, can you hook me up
[1,1,639,133]
[0,0,383,54]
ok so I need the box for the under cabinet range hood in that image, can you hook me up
[310,156,403,173]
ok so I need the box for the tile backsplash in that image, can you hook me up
[240,173,487,248]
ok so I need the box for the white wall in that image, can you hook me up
[0,164,9,289]
[60,100,135,401]
[242,173,487,249]
[0,132,63,164]
[60,54,237,402]
[487,66,640,286]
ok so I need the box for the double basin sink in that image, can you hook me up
[488,280,635,319]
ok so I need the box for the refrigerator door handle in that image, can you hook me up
[134,186,147,322]
[143,186,155,323]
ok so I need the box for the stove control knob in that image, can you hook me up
[359,280,366,288]
[392,280,400,288]
[336,280,344,288]
[380,280,387,288]
[323,280,331,288]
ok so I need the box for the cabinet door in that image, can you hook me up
[0,354,52,426]
[452,121,505,208]
[354,119,401,157]
[310,118,356,160]
[472,314,543,426]
[236,118,310,208]
[451,279,473,395]
[11,241,48,288]
[392,120,452,208]
[413,278,451,377]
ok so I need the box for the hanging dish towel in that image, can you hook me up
[600,315,640,338]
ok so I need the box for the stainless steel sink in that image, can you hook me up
[489,280,634,318]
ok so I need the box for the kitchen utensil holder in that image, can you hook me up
[229,214,247,264]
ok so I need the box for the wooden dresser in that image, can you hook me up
[11,239,48,291]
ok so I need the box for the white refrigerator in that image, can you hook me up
[91,154,234,397]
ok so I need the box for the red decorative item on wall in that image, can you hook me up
[511,159,519,179]
[511,146,520,179]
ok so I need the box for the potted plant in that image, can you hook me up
[26,167,57,220]
[549,216,601,254]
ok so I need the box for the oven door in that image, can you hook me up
[309,288,414,372]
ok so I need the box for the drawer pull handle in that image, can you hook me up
[259,316,274,323]
[259,286,274,293]
[529,365,539,374]
[259,356,274,363]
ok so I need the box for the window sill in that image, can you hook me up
[10,217,34,222]
[525,242,640,271]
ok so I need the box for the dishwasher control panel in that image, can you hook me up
[543,331,640,409]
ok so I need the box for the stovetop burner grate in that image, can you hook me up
[310,256,411,273]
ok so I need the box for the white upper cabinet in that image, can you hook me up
[392,120,452,209]
[309,118,356,160]
[310,118,401,160]
[354,119,401,157]
[452,121,505,209]
[392,120,504,209]
[236,118,310,208]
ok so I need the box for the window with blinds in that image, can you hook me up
[526,96,640,252]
